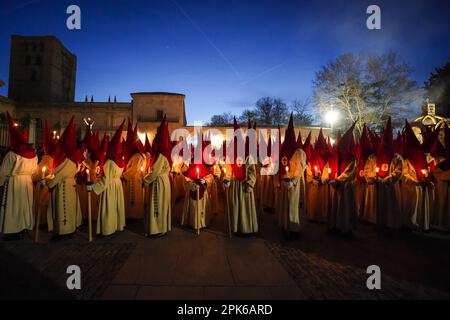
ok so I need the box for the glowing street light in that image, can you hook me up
[325,110,339,129]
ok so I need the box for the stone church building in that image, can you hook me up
[0,35,325,153]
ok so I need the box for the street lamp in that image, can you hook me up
[325,109,339,129]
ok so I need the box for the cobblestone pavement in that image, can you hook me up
[0,237,135,299]
[266,242,449,299]
[1,197,450,300]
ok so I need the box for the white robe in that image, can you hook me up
[143,154,172,235]
[279,149,307,232]
[0,152,37,234]
[402,159,432,231]
[330,160,357,233]
[46,158,82,235]
[92,159,126,236]
[181,174,214,229]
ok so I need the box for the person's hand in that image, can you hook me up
[329,180,339,188]
[284,180,294,189]
[223,180,231,188]
[189,183,198,191]
[39,179,46,187]
[86,185,93,192]
[311,179,320,186]
[244,183,253,193]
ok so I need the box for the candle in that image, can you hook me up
[285,166,289,173]
[41,166,46,180]
[86,169,90,182]
[421,169,428,177]
[196,167,200,179]
[96,166,100,175]
[53,130,56,139]
[376,167,379,174]
[140,165,144,177]
[223,168,226,174]
[314,165,318,174]
[328,168,331,174]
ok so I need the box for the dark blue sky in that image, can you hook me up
[1,0,449,124]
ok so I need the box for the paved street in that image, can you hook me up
[1,198,450,300]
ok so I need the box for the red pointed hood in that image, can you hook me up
[123,119,145,162]
[404,120,428,179]
[145,134,152,154]
[359,124,375,161]
[6,112,36,159]
[338,121,356,156]
[338,121,356,174]
[280,113,297,161]
[82,125,101,162]
[368,127,381,150]
[152,115,172,166]
[355,124,374,181]
[376,118,394,177]
[106,119,126,168]
[314,128,328,162]
[230,117,246,180]
[43,120,57,157]
[53,116,81,168]
[393,131,404,157]
[302,131,313,162]
[296,129,303,149]
[422,124,441,154]
[82,126,92,152]
[98,132,109,166]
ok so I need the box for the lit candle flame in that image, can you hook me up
[376,167,379,174]
[328,168,331,174]
[285,166,289,173]
[314,165,318,173]
[421,169,428,177]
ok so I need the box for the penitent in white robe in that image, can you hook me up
[378,154,403,229]
[143,154,172,235]
[225,158,259,234]
[402,159,433,231]
[362,155,378,224]
[46,158,82,235]
[182,174,214,229]
[92,159,126,236]
[278,149,307,232]
[122,153,147,219]
[0,151,37,234]
[305,163,327,223]
[329,160,357,233]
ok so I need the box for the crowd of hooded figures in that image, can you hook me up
[1,110,449,241]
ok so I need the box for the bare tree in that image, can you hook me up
[290,99,313,126]
[208,112,234,126]
[238,109,257,124]
[313,52,421,133]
